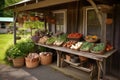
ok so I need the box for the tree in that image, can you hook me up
[0,0,5,17]
[4,0,21,17]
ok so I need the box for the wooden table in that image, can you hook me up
[36,43,117,80]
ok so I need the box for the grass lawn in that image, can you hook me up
[0,34,13,63]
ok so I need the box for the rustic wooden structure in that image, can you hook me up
[5,0,120,79]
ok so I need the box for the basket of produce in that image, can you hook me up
[39,52,53,65]
[70,42,83,50]
[80,42,94,52]
[38,36,49,44]
[90,43,106,54]
[67,33,82,41]
[25,53,39,68]
[45,36,57,45]
[53,34,67,46]
[85,35,98,43]
[62,40,77,48]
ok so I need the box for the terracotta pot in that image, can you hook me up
[50,19,56,24]
[35,16,40,21]
[30,16,35,21]
[12,57,25,67]
[22,15,27,21]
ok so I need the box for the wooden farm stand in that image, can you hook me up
[5,0,120,79]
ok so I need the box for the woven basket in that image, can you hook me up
[90,49,105,55]
[85,38,98,43]
[65,54,71,61]
[40,53,52,65]
[13,57,25,67]
[25,57,39,68]
[79,56,88,62]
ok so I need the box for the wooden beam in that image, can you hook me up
[14,0,78,12]
[87,0,103,27]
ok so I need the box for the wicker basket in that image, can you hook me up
[25,57,39,68]
[65,54,71,61]
[85,38,98,43]
[79,56,88,62]
[68,38,80,41]
[40,52,52,65]
[13,57,25,67]
[90,49,105,55]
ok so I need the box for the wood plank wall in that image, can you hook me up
[106,4,120,78]
[42,1,120,78]
[105,4,120,79]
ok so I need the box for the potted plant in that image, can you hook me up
[6,45,25,67]
[6,39,35,67]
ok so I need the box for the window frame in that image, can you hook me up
[83,6,107,42]
[52,9,67,33]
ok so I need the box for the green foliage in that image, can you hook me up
[16,39,35,54]
[3,0,21,17]
[0,0,5,16]
[38,46,47,52]
[23,21,45,30]
[6,39,35,59]
[6,45,24,59]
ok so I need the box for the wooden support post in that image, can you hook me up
[96,61,101,80]
[56,50,62,67]
[96,60,105,80]
[13,12,17,44]
[102,59,106,79]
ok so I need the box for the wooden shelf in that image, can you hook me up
[64,59,81,66]
[64,59,92,73]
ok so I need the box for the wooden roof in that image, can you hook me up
[5,0,78,12]
[5,0,120,12]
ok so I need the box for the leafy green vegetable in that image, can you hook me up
[80,42,94,51]
[91,43,105,52]
[46,36,57,45]
[57,34,67,42]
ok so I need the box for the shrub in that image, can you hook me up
[6,39,35,59]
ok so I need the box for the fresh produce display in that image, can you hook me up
[67,33,82,39]
[80,42,94,51]
[46,36,57,45]
[90,43,106,54]
[53,34,67,46]
[85,35,98,42]
[38,36,49,44]
[70,42,83,50]
[63,40,77,48]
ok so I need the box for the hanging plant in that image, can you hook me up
[50,18,56,24]
[22,15,28,21]
[46,16,56,24]
[35,16,40,21]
